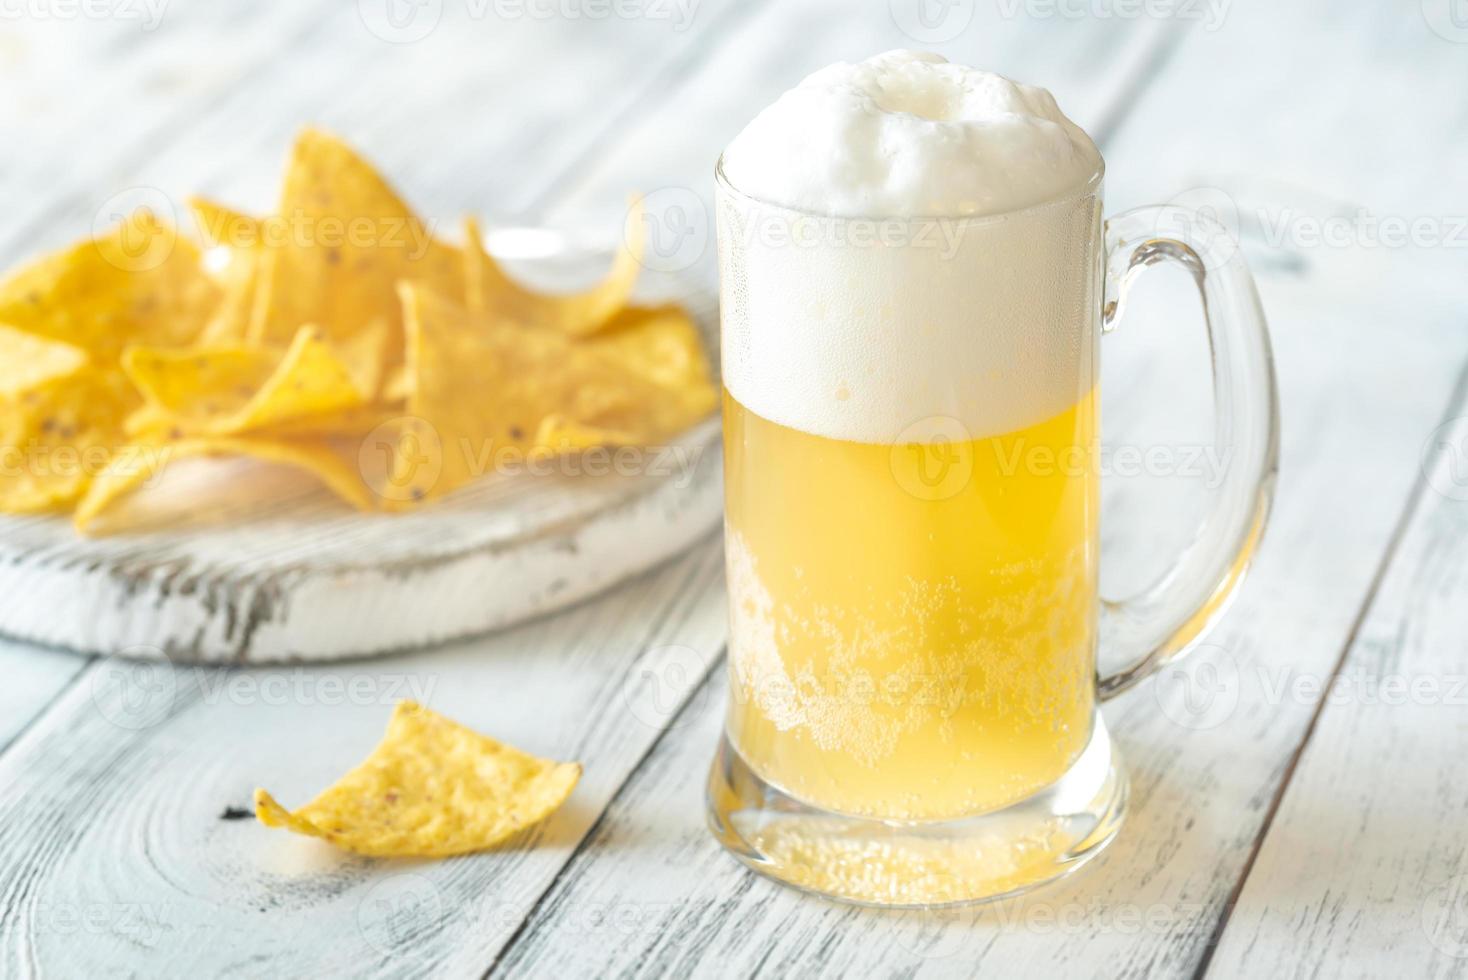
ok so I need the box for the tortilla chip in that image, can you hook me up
[249,129,461,376]
[190,198,262,345]
[121,403,172,440]
[254,403,398,439]
[254,700,580,857]
[461,199,643,336]
[190,197,260,251]
[331,316,389,401]
[0,131,715,531]
[0,324,89,398]
[73,433,374,531]
[0,209,218,355]
[532,415,640,452]
[395,282,670,502]
[0,368,139,513]
[581,304,717,433]
[380,364,410,404]
[122,324,364,436]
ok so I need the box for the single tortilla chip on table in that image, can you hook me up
[254,700,581,857]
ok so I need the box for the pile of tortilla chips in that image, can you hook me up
[256,701,581,857]
[0,128,717,532]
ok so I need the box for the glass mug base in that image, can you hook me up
[704,714,1127,908]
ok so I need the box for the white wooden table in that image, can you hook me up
[3,2,1467,976]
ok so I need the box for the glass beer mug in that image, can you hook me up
[704,58,1277,908]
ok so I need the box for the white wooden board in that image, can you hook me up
[0,253,722,664]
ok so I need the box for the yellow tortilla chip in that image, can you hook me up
[533,415,639,452]
[380,364,410,404]
[331,316,389,401]
[122,324,364,436]
[0,324,89,398]
[0,130,716,532]
[190,198,261,345]
[0,209,218,355]
[395,283,669,502]
[254,700,580,857]
[462,199,643,336]
[250,129,461,374]
[0,368,139,513]
[190,197,260,251]
[581,304,718,432]
[123,343,273,415]
[73,433,374,532]
[129,397,371,442]
[253,403,398,440]
[122,403,174,440]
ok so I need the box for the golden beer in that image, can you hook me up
[723,387,1098,821]
[707,52,1277,907]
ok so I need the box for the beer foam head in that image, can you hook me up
[718,52,1103,444]
[720,50,1101,218]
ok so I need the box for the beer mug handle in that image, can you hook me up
[1095,206,1280,700]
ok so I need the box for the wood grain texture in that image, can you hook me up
[1204,379,1468,980]
[0,0,755,259]
[0,640,89,753]
[546,0,1181,243]
[0,536,729,977]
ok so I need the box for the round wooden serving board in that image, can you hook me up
[0,238,724,663]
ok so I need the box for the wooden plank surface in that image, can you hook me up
[0,641,88,753]
[0,537,728,976]
[0,0,1462,976]
[1185,8,1468,972]
[1204,381,1468,980]
[499,1,1468,976]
